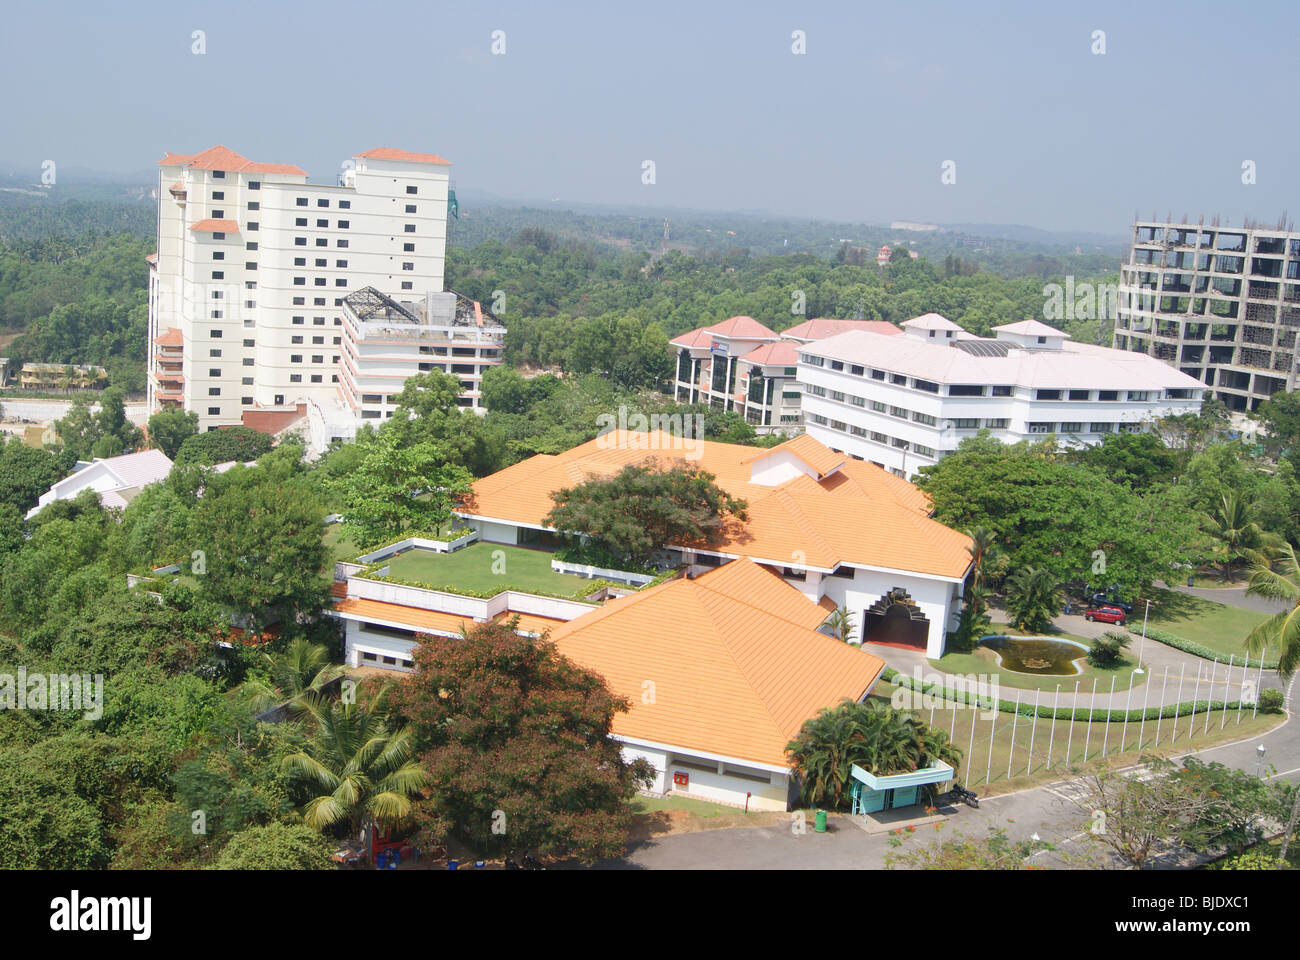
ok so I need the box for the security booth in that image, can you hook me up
[849,761,955,815]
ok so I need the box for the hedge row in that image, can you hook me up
[1133,625,1279,671]
[881,667,1283,722]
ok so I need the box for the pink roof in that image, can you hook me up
[189,219,240,233]
[739,341,800,366]
[144,252,158,265]
[158,145,307,177]
[994,319,1069,338]
[669,315,779,350]
[781,318,901,341]
[355,147,452,165]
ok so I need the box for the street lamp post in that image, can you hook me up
[1256,744,1267,779]
[1135,599,1151,675]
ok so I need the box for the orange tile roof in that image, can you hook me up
[145,252,158,265]
[158,145,307,176]
[189,218,240,233]
[355,147,452,165]
[153,328,182,346]
[330,581,348,599]
[745,433,847,479]
[334,597,473,636]
[547,559,885,767]
[459,430,971,579]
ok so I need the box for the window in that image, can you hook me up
[246,221,258,231]
[310,374,323,383]
[246,242,258,251]
[245,262,256,271]
[404,224,415,233]
[404,204,416,213]
[400,281,413,290]
[830,360,844,371]
[248,181,259,190]
[312,355,323,364]
[292,297,305,305]
[316,238,328,247]
[292,336,303,344]
[336,259,347,268]
[870,369,885,380]
[406,185,418,194]
[316,219,328,228]
[804,384,826,397]
[295,217,308,227]
[870,400,887,412]
[208,349,222,358]
[289,374,302,383]
[312,336,324,345]
[294,257,306,267]
[802,354,824,367]
[208,407,221,415]
[402,262,414,271]
[212,171,225,179]
[290,355,302,363]
[212,251,225,260]
[914,379,939,393]
[1127,390,1151,402]
[403,243,415,252]
[211,291,223,299]
[211,270,224,279]
[338,200,350,209]
[242,377,253,385]
[212,232,225,240]
[337,239,348,248]
[953,418,979,429]
[212,191,224,200]
[985,418,1009,429]
[1035,389,1062,401]
[335,279,346,287]
[317,198,329,208]
[890,373,907,385]
[313,317,325,325]
[315,258,327,267]
[209,329,222,338]
[208,368,221,377]
[1028,422,1054,434]
[870,431,888,444]
[242,396,253,405]
[889,405,909,419]
[849,364,864,376]
[949,384,984,397]
[991,385,1013,397]
[830,390,845,402]
[294,277,305,285]
[296,197,308,206]
[210,310,223,319]
[1067,389,1090,401]
[337,220,349,229]
[914,444,936,458]
[208,387,221,396]
[210,210,224,218]
[242,358,254,366]
[912,412,937,426]
[295,237,306,246]
[314,278,326,286]
[247,201,259,211]
[1059,422,1083,432]
[243,339,255,347]
[1098,390,1119,401]
[292,316,304,325]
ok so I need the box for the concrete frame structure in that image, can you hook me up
[1114,218,1300,412]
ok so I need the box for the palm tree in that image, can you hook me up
[966,526,996,589]
[281,698,428,837]
[1087,630,1131,667]
[1202,492,1284,583]
[826,605,857,644]
[1244,544,1300,863]
[1004,566,1060,634]
[240,638,346,715]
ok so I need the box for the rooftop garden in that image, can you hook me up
[362,541,613,602]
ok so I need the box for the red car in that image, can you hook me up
[1084,606,1126,625]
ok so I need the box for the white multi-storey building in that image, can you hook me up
[147,145,457,432]
[799,314,1207,478]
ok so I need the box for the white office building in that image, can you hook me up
[799,314,1207,478]
[148,145,459,432]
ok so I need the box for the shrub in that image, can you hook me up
[1259,689,1286,714]
[1221,849,1291,870]
[1087,631,1130,667]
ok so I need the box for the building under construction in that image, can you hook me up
[1113,216,1300,411]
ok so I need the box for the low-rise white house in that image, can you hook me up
[799,314,1208,478]
[28,449,174,518]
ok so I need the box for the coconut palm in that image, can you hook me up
[1004,566,1060,634]
[239,638,346,714]
[1202,492,1284,582]
[1087,631,1131,667]
[966,526,996,588]
[281,697,428,837]
[1245,543,1300,862]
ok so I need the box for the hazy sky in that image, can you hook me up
[3,0,1296,234]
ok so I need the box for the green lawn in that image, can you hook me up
[381,542,594,598]
[1143,585,1270,661]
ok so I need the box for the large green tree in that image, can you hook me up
[393,619,654,863]
[147,409,200,460]
[544,461,748,568]
[327,429,472,549]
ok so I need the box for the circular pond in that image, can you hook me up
[979,635,1090,676]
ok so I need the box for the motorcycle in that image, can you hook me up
[950,784,980,809]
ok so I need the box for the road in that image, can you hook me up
[598,589,1299,870]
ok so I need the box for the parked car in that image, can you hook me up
[1088,591,1133,614]
[1084,606,1127,625]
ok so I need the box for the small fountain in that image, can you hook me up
[979,635,1089,676]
